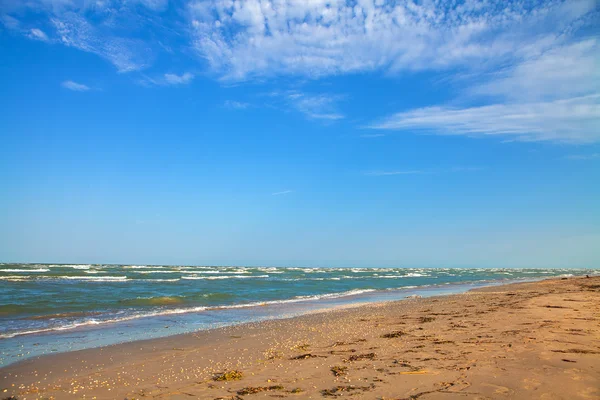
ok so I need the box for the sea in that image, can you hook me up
[0,263,597,367]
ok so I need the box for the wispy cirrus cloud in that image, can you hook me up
[51,14,152,73]
[61,80,90,91]
[139,72,195,87]
[185,0,597,141]
[370,95,600,144]
[4,0,597,84]
[269,90,345,121]
[291,93,345,121]
[271,190,293,196]
[188,0,597,80]
[164,72,194,85]
[2,1,159,73]
[2,0,598,141]
[27,28,48,41]
[470,40,600,102]
[365,17,600,144]
[364,167,483,177]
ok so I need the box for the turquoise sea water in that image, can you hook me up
[0,263,597,366]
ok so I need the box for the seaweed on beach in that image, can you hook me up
[382,330,406,338]
[237,385,284,395]
[345,352,376,362]
[213,370,243,381]
[432,340,456,345]
[418,317,435,323]
[289,388,303,394]
[331,365,348,376]
[392,360,422,372]
[552,349,599,354]
[330,349,357,355]
[331,341,352,347]
[321,384,374,396]
[331,339,366,347]
[292,343,310,351]
[290,353,326,360]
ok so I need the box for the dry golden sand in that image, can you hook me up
[1,276,599,400]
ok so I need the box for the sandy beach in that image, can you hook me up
[1,276,598,399]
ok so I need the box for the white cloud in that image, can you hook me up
[272,190,292,196]
[188,0,597,80]
[139,72,195,86]
[293,93,345,120]
[4,0,598,141]
[51,13,152,73]
[471,39,600,102]
[370,37,600,144]
[164,72,194,85]
[61,80,90,91]
[184,0,599,142]
[370,95,600,144]
[6,0,597,87]
[271,91,344,121]
[3,1,156,73]
[27,27,48,41]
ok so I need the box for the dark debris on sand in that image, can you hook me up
[321,384,375,396]
[237,385,284,395]
[213,370,243,381]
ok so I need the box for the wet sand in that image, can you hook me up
[1,276,598,399]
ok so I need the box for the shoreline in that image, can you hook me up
[0,277,552,367]
[1,276,599,399]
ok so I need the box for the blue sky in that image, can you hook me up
[0,0,599,268]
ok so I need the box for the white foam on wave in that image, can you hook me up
[302,277,344,281]
[256,267,283,273]
[0,307,211,339]
[0,276,33,281]
[70,265,92,270]
[181,270,251,274]
[0,288,379,339]
[182,275,269,280]
[63,276,128,281]
[1,268,50,273]
[139,278,180,282]
[46,264,92,270]
[290,274,429,280]
[135,270,180,274]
